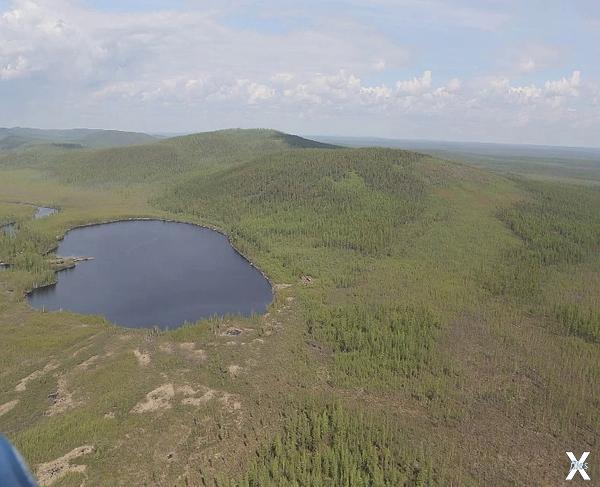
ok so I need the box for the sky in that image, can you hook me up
[1,0,600,146]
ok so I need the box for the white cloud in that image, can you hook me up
[482,71,583,104]
[271,72,295,84]
[0,1,598,146]
[233,80,276,104]
[508,84,543,103]
[544,70,581,96]
[446,78,462,92]
[0,0,411,91]
[396,71,432,95]
[0,54,28,79]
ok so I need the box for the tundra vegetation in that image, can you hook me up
[0,129,598,485]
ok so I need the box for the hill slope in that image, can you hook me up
[0,129,339,184]
[156,147,600,483]
[0,127,156,150]
[0,132,597,485]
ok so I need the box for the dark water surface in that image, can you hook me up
[1,223,15,237]
[28,220,272,329]
[34,206,58,219]
[1,205,57,237]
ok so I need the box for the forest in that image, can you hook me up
[0,129,598,485]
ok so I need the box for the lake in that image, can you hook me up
[27,220,273,329]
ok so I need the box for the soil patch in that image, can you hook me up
[36,445,94,486]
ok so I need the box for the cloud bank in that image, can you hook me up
[1,0,599,146]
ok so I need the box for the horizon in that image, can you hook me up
[3,125,600,151]
[1,1,600,147]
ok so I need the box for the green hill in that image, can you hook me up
[0,129,598,485]
[159,148,428,255]
[0,127,156,151]
[0,128,339,184]
[157,144,599,483]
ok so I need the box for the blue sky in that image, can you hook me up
[1,0,599,146]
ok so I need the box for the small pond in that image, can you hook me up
[1,205,57,237]
[34,206,58,219]
[1,223,15,237]
[1,205,58,267]
[27,220,273,329]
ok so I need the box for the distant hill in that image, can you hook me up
[0,127,157,150]
[0,128,340,184]
[310,135,600,184]
[0,135,35,151]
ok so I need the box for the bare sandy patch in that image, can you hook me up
[180,386,216,406]
[159,343,174,353]
[131,383,175,413]
[16,361,59,392]
[76,355,99,371]
[227,365,243,378]
[36,445,94,487]
[133,349,151,366]
[176,384,196,396]
[220,393,242,413]
[46,376,79,416]
[71,344,92,358]
[179,342,207,360]
[133,382,239,413]
[0,399,19,417]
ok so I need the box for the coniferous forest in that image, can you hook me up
[0,129,598,485]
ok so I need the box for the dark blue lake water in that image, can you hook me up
[27,220,272,329]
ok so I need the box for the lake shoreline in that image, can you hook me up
[27,217,275,328]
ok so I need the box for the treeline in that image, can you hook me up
[219,402,437,486]
[0,223,56,293]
